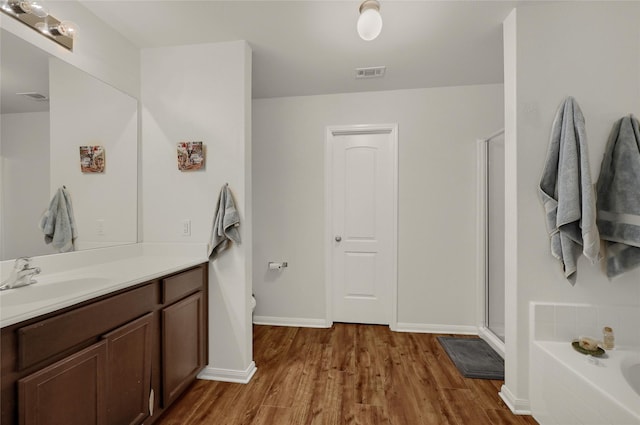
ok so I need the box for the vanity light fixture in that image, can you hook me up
[357,0,382,41]
[0,0,77,50]
[36,20,78,38]
[3,0,48,18]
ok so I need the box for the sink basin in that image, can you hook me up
[0,277,111,306]
[622,355,640,396]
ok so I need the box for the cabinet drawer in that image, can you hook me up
[18,283,157,370]
[162,266,205,305]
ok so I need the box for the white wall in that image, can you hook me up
[49,58,138,250]
[0,112,55,259]
[253,84,504,331]
[503,2,640,412]
[141,41,254,378]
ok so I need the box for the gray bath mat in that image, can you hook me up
[437,337,504,380]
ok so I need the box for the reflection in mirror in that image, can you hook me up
[0,28,138,261]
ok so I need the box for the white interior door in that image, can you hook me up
[326,125,397,325]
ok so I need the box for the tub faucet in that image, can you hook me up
[0,257,41,290]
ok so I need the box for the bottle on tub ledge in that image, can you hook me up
[602,326,615,350]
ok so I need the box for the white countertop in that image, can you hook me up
[0,243,208,328]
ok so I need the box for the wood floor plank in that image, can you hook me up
[293,342,324,407]
[465,377,511,412]
[329,323,356,374]
[323,370,347,425]
[250,405,295,425]
[161,381,242,424]
[155,325,538,425]
[291,403,324,425]
[383,346,428,425]
[440,388,495,425]
[405,355,457,425]
[485,408,540,425]
[354,326,385,407]
[262,342,309,407]
[259,325,298,366]
[416,334,468,390]
[353,404,390,425]
[228,364,277,425]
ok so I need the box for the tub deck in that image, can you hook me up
[531,340,640,425]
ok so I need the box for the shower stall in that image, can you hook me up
[477,130,505,356]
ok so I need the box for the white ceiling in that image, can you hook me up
[79,0,521,99]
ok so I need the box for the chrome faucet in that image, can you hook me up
[0,257,41,290]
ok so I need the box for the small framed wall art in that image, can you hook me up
[177,141,205,171]
[79,145,105,173]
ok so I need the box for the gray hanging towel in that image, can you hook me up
[596,114,640,278]
[38,186,78,252]
[538,97,600,283]
[208,183,241,259]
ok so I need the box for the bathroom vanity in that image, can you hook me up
[0,247,209,425]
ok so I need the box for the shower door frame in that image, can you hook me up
[476,130,505,359]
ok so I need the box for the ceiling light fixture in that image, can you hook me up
[357,0,382,41]
[0,0,77,50]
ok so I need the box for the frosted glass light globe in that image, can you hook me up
[5,0,48,17]
[28,1,48,18]
[49,20,78,38]
[357,7,382,41]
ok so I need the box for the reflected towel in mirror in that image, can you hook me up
[38,186,78,252]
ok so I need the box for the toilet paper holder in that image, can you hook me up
[268,261,288,270]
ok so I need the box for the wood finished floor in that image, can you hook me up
[156,324,538,425]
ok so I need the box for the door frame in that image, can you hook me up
[324,123,399,330]
[476,130,505,358]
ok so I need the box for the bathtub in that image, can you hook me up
[531,341,640,424]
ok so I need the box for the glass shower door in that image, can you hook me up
[486,134,505,342]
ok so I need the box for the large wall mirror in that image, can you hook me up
[0,28,138,261]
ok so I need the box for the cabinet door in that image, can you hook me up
[103,313,153,425]
[18,341,107,425]
[162,292,205,406]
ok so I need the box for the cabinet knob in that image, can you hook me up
[335,236,342,242]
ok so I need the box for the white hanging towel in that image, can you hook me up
[596,114,640,278]
[208,183,241,258]
[538,97,600,283]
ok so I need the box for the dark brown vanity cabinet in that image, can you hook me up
[0,263,208,425]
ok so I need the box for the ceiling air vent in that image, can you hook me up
[355,66,386,79]
[17,92,49,102]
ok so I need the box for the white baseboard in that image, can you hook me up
[499,384,531,415]
[478,326,505,359]
[252,318,477,336]
[253,315,330,328]
[197,361,257,384]
[395,322,478,335]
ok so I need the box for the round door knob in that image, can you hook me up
[335,236,342,242]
